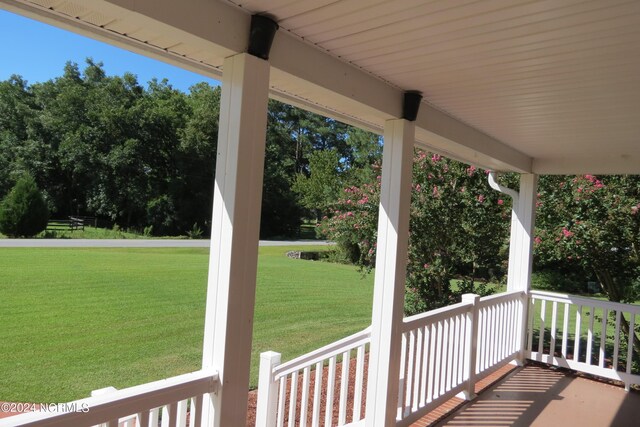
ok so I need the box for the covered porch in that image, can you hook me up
[1,1,640,426]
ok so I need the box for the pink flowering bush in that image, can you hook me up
[535,175,640,303]
[318,150,511,314]
[535,174,640,357]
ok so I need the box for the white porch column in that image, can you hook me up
[365,119,415,427]
[506,174,538,364]
[201,53,270,427]
[506,174,538,293]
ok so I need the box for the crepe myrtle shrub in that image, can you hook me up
[318,150,510,315]
[0,174,49,237]
[535,174,640,356]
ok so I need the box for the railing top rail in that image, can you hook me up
[478,290,524,307]
[0,369,218,427]
[402,301,472,332]
[530,290,640,313]
[273,327,371,380]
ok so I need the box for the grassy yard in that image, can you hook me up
[0,246,373,402]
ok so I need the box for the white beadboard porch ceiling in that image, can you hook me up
[2,0,640,174]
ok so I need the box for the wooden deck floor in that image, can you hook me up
[410,363,518,427]
[433,364,640,427]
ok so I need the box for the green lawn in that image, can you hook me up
[0,246,373,402]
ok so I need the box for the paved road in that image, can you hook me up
[0,239,333,248]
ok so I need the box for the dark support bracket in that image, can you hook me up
[248,14,279,60]
[402,91,423,121]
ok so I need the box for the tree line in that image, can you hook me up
[0,59,380,238]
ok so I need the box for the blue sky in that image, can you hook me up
[0,9,220,92]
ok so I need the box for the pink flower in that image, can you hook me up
[477,195,485,203]
[423,263,430,269]
[415,184,421,192]
[466,165,476,176]
[562,227,574,238]
[534,236,542,245]
[632,204,640,215]
[346,212,354,217]
[358,196,369,204]
[433,186,439,197]
[497,199,504,205]
[431,154,441,163]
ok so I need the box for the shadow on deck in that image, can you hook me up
[433,364,640,427]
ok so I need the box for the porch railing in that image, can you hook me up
[256,328,370,427]
[526,290,640,390]
[258,291,525,427]
[396,290,524,426]
[0,369,218,427]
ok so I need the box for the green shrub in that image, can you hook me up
[0,175,49,237]
[186,222,203,239]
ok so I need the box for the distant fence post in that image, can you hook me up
[256,351,281,427]
[462,293,480,400]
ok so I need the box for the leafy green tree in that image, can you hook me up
[266,101,352,173]
[260,104,302,237]
[343,127,383,186]
[0,60,383,238]
[176,82,221,235]
[0,75,38,198]
[293,148,343,219]
[0,174,49,237]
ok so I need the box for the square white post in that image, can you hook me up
[461,293,480,400]
[255,351,281,427]
[365,119,415,427]
[201,53,270,427]
[506,174,538,364]
[506,174,538,293]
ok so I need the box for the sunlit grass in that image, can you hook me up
[0,246,373,402]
